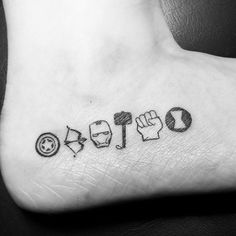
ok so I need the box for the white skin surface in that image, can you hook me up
[1,0,236,212]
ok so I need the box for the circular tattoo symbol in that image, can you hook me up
[165,107,192,132]
[36,133,60,157]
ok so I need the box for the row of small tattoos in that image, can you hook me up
[35,107,192,158]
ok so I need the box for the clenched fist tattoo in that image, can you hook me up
[136,110,163,142]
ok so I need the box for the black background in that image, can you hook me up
[1,0,236,235]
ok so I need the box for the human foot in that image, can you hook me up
[1,0,236,212]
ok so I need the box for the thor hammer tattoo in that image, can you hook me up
[114,111,132,150]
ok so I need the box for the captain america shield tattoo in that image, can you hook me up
[36,133,60,157]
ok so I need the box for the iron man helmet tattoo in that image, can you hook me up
[89,120,112,148]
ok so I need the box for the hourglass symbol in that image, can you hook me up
[165,107,192,132]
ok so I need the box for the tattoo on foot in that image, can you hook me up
[165,107,192,132]
[64,126,87,157]
[35,107,192,157]
[136,110,163,141]
[36,133,60,157]
[114,111,132,150]
[89,120,112,148]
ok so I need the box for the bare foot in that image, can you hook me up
[1,0,236,212]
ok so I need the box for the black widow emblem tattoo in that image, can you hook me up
[165,107,192,132]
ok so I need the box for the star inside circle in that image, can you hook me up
[41,138,55,153]
[36,133,60,157]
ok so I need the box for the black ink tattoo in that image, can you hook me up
[165,107,192,132]
[136,110,163,141]
[36,133,60,157]
[89,120,112,148]
[36,107,192,157]
[114,111,132,149]
[64,126,87,157]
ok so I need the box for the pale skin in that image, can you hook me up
[1,0,236,212]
